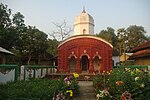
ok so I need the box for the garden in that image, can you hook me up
[0,73,80,100]
[93,67,150,100]
[1,67,150,100]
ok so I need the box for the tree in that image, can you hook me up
[7,12,27,64]
[117,25,148,53]
[96,27,118,48]
[33,29,48,64]
[0,3,16,50]
[47,39,59,56]
[117,28,127,55]
[49,20,72,41]
[20,26,48,65]
[0,3,11,29]
[0,3,52,65]
[12,12,26,33]
[12,12,27,50]
[126,25,148,51]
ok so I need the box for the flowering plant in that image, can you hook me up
[96,89,112,100]
[53,92,65,100]
[53,73,80,99]
[94,67,150,100]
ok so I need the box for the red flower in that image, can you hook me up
[121,91,131,100]
[116,81,124,86]
[121,94,126,100]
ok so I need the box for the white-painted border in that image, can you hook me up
[58,35,113,48]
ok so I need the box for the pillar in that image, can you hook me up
[76,58,81,73]
[66,59,70,73]
[33,69,36,78]
[15,65,19,81]
[41,69,43,76]
[89,59,94,73]
[46,68,48,74]
[24,66,26,80]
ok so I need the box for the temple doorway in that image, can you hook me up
[81,55,89,71]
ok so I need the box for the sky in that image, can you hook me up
[1,0,150,36]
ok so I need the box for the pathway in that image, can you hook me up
[73,81,96,100]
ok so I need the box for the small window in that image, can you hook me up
[83,29,86,34]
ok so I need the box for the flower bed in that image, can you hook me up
[0,73,80,100]
[93,68,150,100]
[53,73,80,100]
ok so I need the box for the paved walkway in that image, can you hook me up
[73,81,96,100]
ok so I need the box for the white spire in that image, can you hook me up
[74,8,94,35]
[82,6,86,13]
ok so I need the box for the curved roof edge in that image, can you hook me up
[0,47,14,55]
[58,35,113,48]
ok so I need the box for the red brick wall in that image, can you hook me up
[58,36,113,73]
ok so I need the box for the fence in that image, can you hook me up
[21,65,57,80]
[0,64,149,83]
[0,64,18,83]
[0,64,57,83]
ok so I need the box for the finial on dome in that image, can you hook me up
[82,6,86,13]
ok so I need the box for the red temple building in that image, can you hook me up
[57,9,113,73]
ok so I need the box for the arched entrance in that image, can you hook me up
[69,56,76,72]
[81,55,89,71]
[93,56,100,71]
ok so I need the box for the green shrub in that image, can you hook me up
[0,74,80,100]
[0,79,62,100]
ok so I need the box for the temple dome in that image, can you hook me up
[74,9,94,35]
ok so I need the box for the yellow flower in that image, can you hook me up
[66,90,73,97]
[136,68,141,73]
[107,71,110,75]
[131,71,134,75]
[73,73,79,78]
[70,92,73,97]
[125,68,131,72]
[148,72,150,76]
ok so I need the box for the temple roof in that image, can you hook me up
[74,9,94,26]
[129,40,150,59]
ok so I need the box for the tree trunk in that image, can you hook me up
[27,52,32,65]
[38,54,41,65]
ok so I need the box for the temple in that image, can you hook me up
[57,9,113,73]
